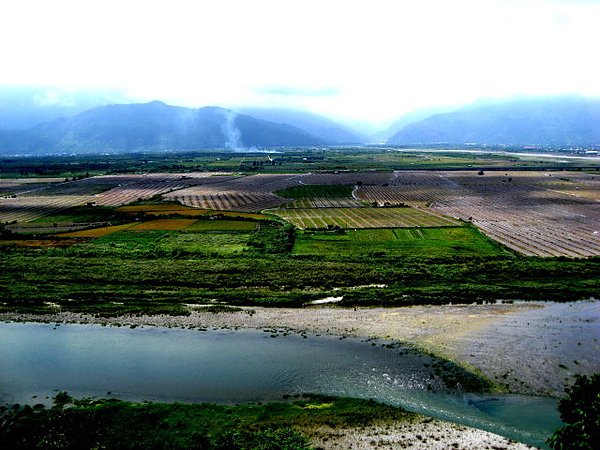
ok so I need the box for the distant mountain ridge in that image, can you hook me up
[1,95,600,155]
[236,107,365,144]
[0,101,328,155]
[387,97,600,146]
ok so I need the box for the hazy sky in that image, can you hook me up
[1,0,599,124]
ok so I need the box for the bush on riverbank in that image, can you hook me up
[548,373,600,450]
[0,394,414,449]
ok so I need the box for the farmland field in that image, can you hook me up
[116,203,202,214]
[1,152,600,317]
[0,174,189,223]
[186,219,257,232]
[0,178,65,197]
[68,228,254,256]
[276,184,363,209]
[430,171,600,257]
[117,203,268,220]
[0,173,235,223]
[275,184,355,199]
[282,196,363,208]
[129,219,197,231]
[166,189,288,212]
[355,170,600,257]
[163,173,393,212]
[294,226,507,257]
[59,222,137,238]
[156,232,251,255]
[162,174,302,211]
[2,166,600,257]
[272,207,460,229]
[0,194,95,223]
[0,238,79,248]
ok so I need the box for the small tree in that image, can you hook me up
[548,373,600,449]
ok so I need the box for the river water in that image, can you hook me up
[0,322,560,448]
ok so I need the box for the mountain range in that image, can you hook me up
[236,107,365,144]
[0,102,331,155]
[387,97,600,146]
[0,93,599,155]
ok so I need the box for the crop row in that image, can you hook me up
[166,191,288,212]
[91,181,190,206]
[283,197,363,209]
[0,178,65,198]
[0,175,209,223]
[434,195,600,257]
[202,172,395,195]
[356,186,447,207]
[356,170,600,257]
[273,207,460,229]
[0,195,92,224]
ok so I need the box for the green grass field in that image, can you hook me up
[74,229,252,256]
[83,230,169,253]
[293,226,509,257]
[158,232,250,254]
[186,219,257,232]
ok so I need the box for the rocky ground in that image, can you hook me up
[305,417,536,449]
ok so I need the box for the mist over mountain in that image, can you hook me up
[0,101,327,155]
[373,106,459,143]
[0,86,126,130]
[387,97,600,146]
[236,107,365,144]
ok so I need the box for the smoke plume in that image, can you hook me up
[221,110,243,150]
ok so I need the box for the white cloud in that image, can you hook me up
[32,89,75,107]
[1,0,599,123]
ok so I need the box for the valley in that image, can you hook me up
[1,149,599,449]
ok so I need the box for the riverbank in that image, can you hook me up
[3,301,597,397]
[307,417,536,449]
[0,394,537,450]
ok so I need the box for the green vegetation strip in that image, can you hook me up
[1,250,598,314]
[0,394,416,450]
[3,149,595,178]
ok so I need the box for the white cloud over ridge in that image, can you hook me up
[1,0,599,123]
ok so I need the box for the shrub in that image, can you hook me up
[548,373,600,449]
[214,427,310,450]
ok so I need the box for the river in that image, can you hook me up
[0,322,560,448]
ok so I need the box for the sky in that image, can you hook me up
[1,0,599,125]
